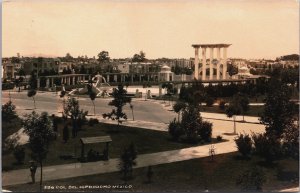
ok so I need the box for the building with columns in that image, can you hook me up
[192,44,231,80]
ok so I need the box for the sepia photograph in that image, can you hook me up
[1,0,299,192]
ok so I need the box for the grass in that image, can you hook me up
[4,152,299,192]
[2,121,224,171]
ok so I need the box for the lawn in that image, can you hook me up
[2,120,224,171]
[4,152,299,192]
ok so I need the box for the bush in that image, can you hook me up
[281,124,299,160]
[2,83,15,90]
[205,96,214,107]
[236,166,266,191]
[216,135,223,142]
[234,133,252,158]
[88,118,99,127]
[198,121,212,142]
[168,118,183,141]
[252,133,282,163]
[219,100,226,110]
[13,146,25,164]
[2,101,17,121]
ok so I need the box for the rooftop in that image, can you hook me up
[192,44,231,48]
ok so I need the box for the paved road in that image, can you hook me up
[2,91,176,123]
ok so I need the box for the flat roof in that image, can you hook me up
[80,136,112,144]
[192,44,231,48]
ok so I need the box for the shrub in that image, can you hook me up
[2,101,17,121]
[119,143,138,183]
[236,166,266,191]
[88,118,99,127]
[205,96,214,107]
[234,133,252,157]
[198,121,212,142]
[281,124,299,160]
[216,135,223,142]
[2,83,15,90]
[219,100,226,110]
[13,146,25,164]
[252,133,282,163]
[168,118,183,141]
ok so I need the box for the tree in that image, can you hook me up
[27,89,37,109]
[129,103,135,121]
[181,104,202,142]
[29,71,37,89]
[252,133,282,163]
[168,118,183,141]
[239,94,250,121]
[173,101,186,122]
[79,65,87,74]
[225,95,242,134]
[260,78,298,138]
[62,124,70,143]
[103,84,132,125]
[119,143,137,183]
[132,51,146,62]
[89,91,97,115]
[281,124,299,159]
[234,133,252,158]
[63,97,88,138]
[65,53,73,62]
[23,111,55,191]
[97,51,110,63]
[227,63,238,77]
[2,100,17,120]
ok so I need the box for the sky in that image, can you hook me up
[2,0,299,59]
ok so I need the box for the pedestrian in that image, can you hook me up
[29,161,37,184]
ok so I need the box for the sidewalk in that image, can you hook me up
[2,140,236,186]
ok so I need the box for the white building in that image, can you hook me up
[158,65,173,81]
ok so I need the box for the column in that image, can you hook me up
[194,47,199,80]
[131,74,133,83]
[46,78,50,88]
[82,76,85,82]
[37,78,40,88]
[159,84,162,97]
[51,78,54,87]
[209,47,214,80]
[67,77,70,85]
[106,75,109,83]
[73,76,75,85]
[223,47,227,79]
[202,47,207,80]
[217,47,221,80]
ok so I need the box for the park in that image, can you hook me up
[2,69,299,192]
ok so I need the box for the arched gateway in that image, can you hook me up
[192,44,231,80]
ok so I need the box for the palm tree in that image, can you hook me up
[89,91,96,115]
[130,103,134,121]
[27,89,37,109]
